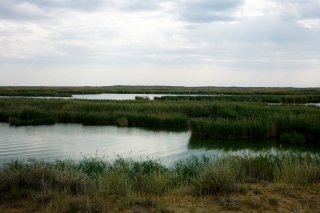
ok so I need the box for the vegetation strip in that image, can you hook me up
[155,94,320,103]
[1,151,320,212]
[0,98,319,141]
[1,86,319,98]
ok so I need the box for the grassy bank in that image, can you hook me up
[155,94,320,103]
[189,112,320,141]
[1,151,320,212]
[0,98,319,141]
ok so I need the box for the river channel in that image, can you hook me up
[1,122,320,165]
[1,94,320,164]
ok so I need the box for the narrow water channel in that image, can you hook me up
[1,123,320,165]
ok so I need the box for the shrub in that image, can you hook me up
[280,132,305,144]
[192,158,239,194]
[117,117,129,127]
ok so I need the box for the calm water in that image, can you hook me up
[72,94,173,100]
[1,123,320,165]
[0,94,214,100]
[1,94,320,107]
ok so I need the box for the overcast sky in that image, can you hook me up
[0,0,319,87]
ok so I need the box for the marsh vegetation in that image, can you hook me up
[1,86,320,102]
[1,86,320,212]
[0,97,319,141]
[1,151,320,212]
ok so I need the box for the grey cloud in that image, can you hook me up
[12,0,108,12]
[117,0,160,11]
[174,0,244,23]
[113,0,244,23]
[271,0,320,20]
[181,0,244,11]
[0,2,50,20]
[0,0,108,21]
[178,11,235,23]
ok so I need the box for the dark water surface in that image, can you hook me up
[1,123,320,165]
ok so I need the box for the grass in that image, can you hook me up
[1,151,320,212]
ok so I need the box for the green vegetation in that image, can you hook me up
[0,98,319,141]
[1,86,320,211]
[280,132,306,144]
[135,95,150,100]
[155,94,320,103]
[0,151,319,212]
[1,86,320,99]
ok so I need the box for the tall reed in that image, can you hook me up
[0,98,319,140]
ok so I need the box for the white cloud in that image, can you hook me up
[0,0,319,87]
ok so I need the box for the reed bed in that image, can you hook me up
[1,151,320,212]
[155,94,320,103]
[1,86,320,97]
[0,98,319,140]
[190,114,320,141]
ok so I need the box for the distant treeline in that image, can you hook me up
[0,86,319,97]
[0,98,319,141]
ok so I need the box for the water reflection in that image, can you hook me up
[137,126,189,133]
[0,123,197,165]
[188,135,320,153]
[1,123,320,166]
[72,94,160,100]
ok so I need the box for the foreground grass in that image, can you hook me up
[1,151,320,212]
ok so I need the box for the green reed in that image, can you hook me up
[0,98,319,140]
[1,151,319,201]
[155,94,320,103]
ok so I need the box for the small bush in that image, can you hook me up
[280,132,305,144]
[192,159,239,194]
[135,172,170,194]
[117,117,129,127]
[98,170,132,196]
[274,153,320,184]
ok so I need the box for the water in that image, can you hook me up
[72,94,173,100]
[1,123,320,165]
[1,94,320,107]
[0,94,207,100]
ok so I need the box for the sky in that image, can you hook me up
[0,0,319,87]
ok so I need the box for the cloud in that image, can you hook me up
[172,0,245,23]
[265,0,320,29]
[0,0,109,21]
[13,0,107,11]
[272,0,320,19]
[115,0,161,11]
[0,2,50,20]
[0,0,319,87]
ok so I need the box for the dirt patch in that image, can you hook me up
[1,183,320,213]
